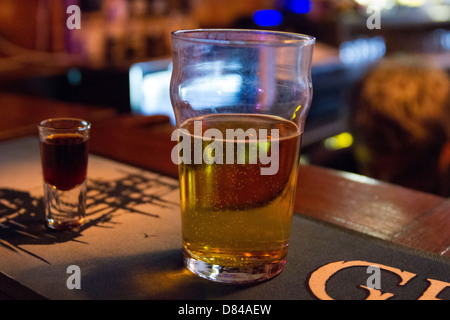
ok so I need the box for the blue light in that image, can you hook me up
[287,0,311,14]
[339,37,386,65]
[67,68,82,86]
[253,9,283,27]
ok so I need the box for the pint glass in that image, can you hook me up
[170,29,315,283]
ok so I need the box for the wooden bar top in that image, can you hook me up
[0,93,117,141]
[2,93,450,261]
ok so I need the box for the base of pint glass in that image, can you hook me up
[184,251,286,284]
[43,180,86,232]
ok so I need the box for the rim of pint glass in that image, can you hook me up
[171,29,316,47]
[38,118,91,131]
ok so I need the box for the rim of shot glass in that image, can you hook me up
[171,28,316,47]
[38,118,91,132]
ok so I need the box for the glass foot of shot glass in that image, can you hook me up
[170,29,315,284]
[38,118,91,231]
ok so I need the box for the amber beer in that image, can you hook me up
[178,114,301,274]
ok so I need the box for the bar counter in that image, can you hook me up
[87,103,450,259]
[1,92,449,300]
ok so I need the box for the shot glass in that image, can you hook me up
[38,118,91,231]
[170,29,315,283]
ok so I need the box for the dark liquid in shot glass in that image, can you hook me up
[41,133,88,190]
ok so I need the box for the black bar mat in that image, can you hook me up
[122,213,450,301]
[1,137,449,300]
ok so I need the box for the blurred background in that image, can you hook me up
[0,0,449,195]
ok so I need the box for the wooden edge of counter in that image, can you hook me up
[296,165,449,258]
